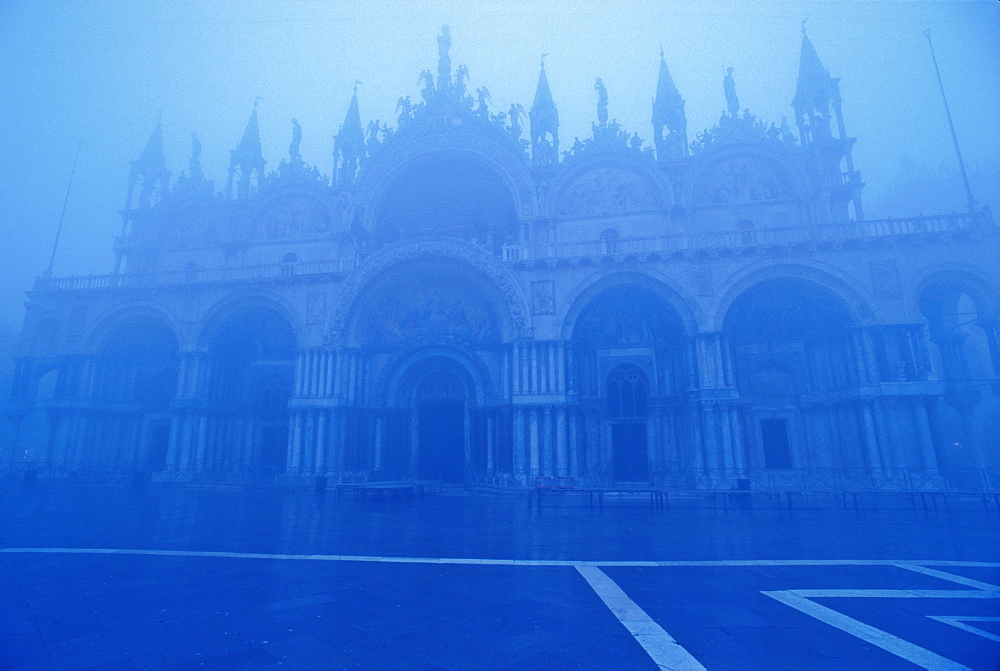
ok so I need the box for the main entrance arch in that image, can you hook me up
[389,353,480,484]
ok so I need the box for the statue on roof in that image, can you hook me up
[419,69,434,101]
[475,87,491,118]
[289,118,302,161]
[594,78,608,127]
[437,25,452,89]
[189,132,203,179]
[723,67,739,116]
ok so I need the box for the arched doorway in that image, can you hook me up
[392,354,478,485]
[570,282,688,483]
[93,315,179,468]
[607,364,650,482]
[919,279,999,469]
[415,368,468,483]
[723,278,856,469]
[205,306,297,475]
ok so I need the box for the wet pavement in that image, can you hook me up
[1,484,998,669]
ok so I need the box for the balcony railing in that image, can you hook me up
[35,257,358,291]
[34,211,992,291]
[503,210,993,262]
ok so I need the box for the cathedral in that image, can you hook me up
[6,27,999,492]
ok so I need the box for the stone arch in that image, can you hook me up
[197,292,303,352]
[353,134,536,235]
[909,267,998,324]
[548,152,671,218]
[559,270,700,341]
[383,347,489,409]
[711,262,876,331]
[83,302,182,354]
[89,312,181,412]
[249,187,337,243]
[328,238,531,346]
[682,143,810,207]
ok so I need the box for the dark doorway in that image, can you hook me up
[760,418,792,468]
[145,423,170,470]
[607,365,650,482]
[418,402,465,482]
[258,425,288,474]
[612,423,649,481]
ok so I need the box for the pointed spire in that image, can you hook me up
[334,85,366,184]
[792,24,839,144]
[796,23,829,86]
[652,48,687,160]
[127,115,170,209]
[529,57,559,168]
[227,100,266,199]
[136,115,165,172]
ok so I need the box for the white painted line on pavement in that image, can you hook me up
[764,589,972,671]
[927,616,1000,644]
[1,547,998,568]
[576,565,705,671]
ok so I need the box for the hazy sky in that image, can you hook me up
[0,0,998,334]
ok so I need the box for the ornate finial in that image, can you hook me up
[354,80,361,93]
[541,52,548,68]
[659,43,664,59]
[801,18,808,35]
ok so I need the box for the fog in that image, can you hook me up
[1,1,997,315]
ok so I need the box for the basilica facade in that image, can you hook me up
[7,28,999,490]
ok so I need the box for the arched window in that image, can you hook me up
[601,228,620,255]
[737,219,756,245]
[607,365,649,419]
[281,252,298,276]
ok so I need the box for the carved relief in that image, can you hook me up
[257,194,333,240]
[328,239,530,345]
[306,293,328,324]
[358,274,499,347]
[557,167,658,217]
[531,280,555,315]
[692,155,793,205]
[576,290,677,346]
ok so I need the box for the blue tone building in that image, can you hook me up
[7,28,998,491]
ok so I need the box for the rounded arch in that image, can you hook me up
[909,267,999,323]
[328,237,531,346]
[560,270,701,341]
[548,152,672,218]
[711,262,876,331]
[83,302,182,355]
[354,134,536,232]
[382,347,490,408]
[681,142,810,207]
[90,312,181,411]
[197,292,303,351]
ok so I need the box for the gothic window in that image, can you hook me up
[607,365,649,419]
[737,219,756,245]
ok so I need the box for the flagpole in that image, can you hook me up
[45,141,82,278]
[924,29,977,213]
